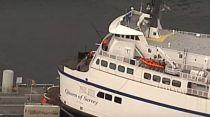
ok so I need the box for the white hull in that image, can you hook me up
[59,67,210,117]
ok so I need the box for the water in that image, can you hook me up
[0,0,209,84]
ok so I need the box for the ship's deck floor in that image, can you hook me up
[119,10,210,56]
[147,29,210,56]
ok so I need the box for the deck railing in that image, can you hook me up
[100,50,138,66]
[98,50,210,85]
[180,72,209,84]
[168,29,210,38]
[187,88,208,98]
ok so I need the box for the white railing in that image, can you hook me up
[180,72,208,83]
[187,88,208,98]
[168,29,210,39]
[100,50,138,66]
[99,50,209,84]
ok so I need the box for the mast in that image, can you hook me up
[146,0,163,38]
[149,0,162,28]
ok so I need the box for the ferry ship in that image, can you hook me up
[58,0,210,116]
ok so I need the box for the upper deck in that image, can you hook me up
[114,9,210,56]
[147,29,210,56]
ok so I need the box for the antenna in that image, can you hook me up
[140,0,143,12]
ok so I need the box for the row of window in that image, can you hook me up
[115,34,140,40]
[144,73,182,87]
[97,91,122,104]
[96,59,134,75]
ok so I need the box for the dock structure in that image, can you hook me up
[0,83,54,116]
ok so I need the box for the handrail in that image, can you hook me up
[179,71,208,84]
[100,50,138,66]
[168,29,210,38]
[187,88,208,98]
[98,50,209,85]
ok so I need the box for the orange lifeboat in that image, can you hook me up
[140,57,165,69]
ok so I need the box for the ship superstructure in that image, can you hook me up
[58,1,210,116]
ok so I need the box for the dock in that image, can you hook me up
[0,83,58,116]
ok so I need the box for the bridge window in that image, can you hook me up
[135,36,140,40]
[127,68,134,75]
[105,94,112,101]
[114,96,122,104]
[118,65,125,73]
[131,35,134,40]
[126,35,130,39]
[172,80,181,87]
[101,60,108,67]
[162,78,170,85]
[97,91,104,99]
[109,63,116,70]
[115,34,120,37]
[153,75,161,82]
[96,59,100,65]
[144,73,151,80]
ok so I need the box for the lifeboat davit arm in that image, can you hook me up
[156,47,177,69]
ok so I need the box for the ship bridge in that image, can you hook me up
[108,9,147,36]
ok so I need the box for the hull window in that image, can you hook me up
[144,73,151,80]
[153,75,161,82]
[114,96,122,104]
[97,91,105,99]
[101,60,108,67]
[118,65,125,73]
[105,94,112,101]
[127,68,134,75]
[162,77,170,85]
[109,63,116,70]
[172,80,181,87]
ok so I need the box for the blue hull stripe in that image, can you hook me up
[58,68,210,116]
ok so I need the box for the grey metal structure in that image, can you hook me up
[0,84,53,116]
